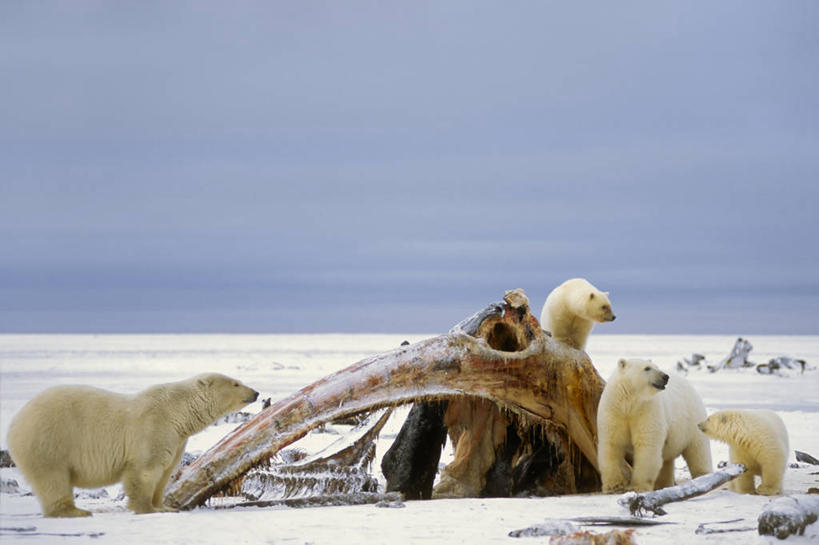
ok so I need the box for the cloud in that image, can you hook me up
[0,2,817,332]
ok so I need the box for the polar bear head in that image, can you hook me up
[697,410,740,442]
[195,373,259,415]
[568,279,616,324]
[614,358,669,399]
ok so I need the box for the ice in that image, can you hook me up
[1,334,817,544]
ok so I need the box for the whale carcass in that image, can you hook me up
[165,289,606,509]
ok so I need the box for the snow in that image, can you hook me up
[1,334,818,544]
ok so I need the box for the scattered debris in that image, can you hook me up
[179,452,198,467]
[0,527,105,538]
[510,515,674,538]
[618,463,746,517]
[796,450,819,465]
[757,356,809,376]
[676,337,811,376]
[694,518,755,535]
[676,353,706,373]
[214,491,402,510]
[548,529,636,545]
[0,450,14,468]
[569,516,675,527]
[757,494,819,539]
[375,499,406,508]
[0,479,22,494]
[708,338,755,372]
[509,519,579,537]
[212,411,255,426]
[77,488,109,500]
[236,409,391,503]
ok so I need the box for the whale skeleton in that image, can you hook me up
[165,289,605,510]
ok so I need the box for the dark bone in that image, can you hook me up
[165,290,604,510]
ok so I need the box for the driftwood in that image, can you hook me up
[757,495,819,539]
[678,337,811,376]
[708,337,754,372]
[618,463,746,516]
[795,450,819,465]
[757,356,810,376]
[165,289,605,510]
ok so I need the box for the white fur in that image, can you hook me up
[540,278,615,350]
[6,373,258,517]
[698,409,789,495]
[597,358,712,493]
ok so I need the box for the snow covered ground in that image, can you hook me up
[1,334,817,544]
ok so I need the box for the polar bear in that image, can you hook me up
[698,409,789,495]
[597,358,712,492]
[540,278,616,350]
[6,373,258,517]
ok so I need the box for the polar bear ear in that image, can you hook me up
[196,376,214,388]
[604,291,610,296]
[618,358,627,369]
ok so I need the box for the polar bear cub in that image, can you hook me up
[540,278,615,350]
[597,358,712,492]
[698,409,789,495]
[7,373,258,517]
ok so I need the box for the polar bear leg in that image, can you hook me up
[630,442,663,492]
[598,435,630,493]
[32,469,91,518]
[124,465,167,514]
[757,471,783,495]
[728,446,757,494]
[757,454,785,496]
[151,443,186,511]
[731,471,757,494]
[682,434,713,478]
[654,459,675,489]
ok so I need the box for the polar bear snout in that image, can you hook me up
[652,372,669,390]
[245,390,260,403]
[607,314,616,322]
[697,421,707,433]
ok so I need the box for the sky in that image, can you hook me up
[1,1,818,334]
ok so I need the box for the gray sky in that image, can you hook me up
[1,2,818,334]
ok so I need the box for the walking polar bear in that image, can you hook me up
[698,409,789,495]
[7,373,258,517]
[597,358,712,492]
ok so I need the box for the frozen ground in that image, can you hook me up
[1,334,817,544]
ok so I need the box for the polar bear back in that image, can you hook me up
[8,385,136,489]
[6,373,259,517]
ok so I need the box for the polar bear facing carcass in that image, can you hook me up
[6,373,258,517]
